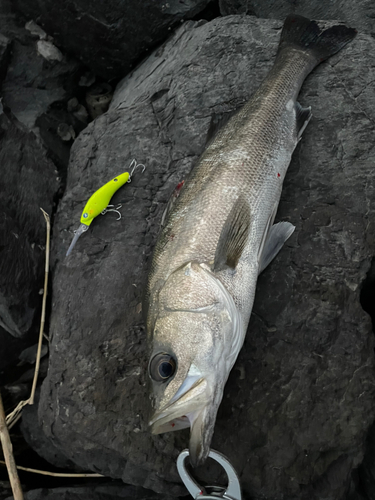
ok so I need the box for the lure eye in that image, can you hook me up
[149,353,176,382]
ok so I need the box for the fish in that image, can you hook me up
[145,15,356,467]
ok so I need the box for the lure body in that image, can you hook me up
[80,172,129,226]
[66,172,130,257]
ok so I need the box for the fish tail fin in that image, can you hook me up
[278,14,357,64]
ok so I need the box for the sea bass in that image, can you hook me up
[146,15,356,466]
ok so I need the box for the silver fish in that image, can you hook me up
[146,15,356,467]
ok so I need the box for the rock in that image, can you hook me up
[0,327,32,375]
[37,40,64,62]
[20,388,80,470]
[4,483,176,500]
[25,20,47,40]
[0,0,82,166]
[85,83,113,119]
[18,343,48,365]
[12,0,212,80]
[358,422,375,499]
[57,122,76,141]
[38,16,375,499]
[0,108,59,340]
[218,0,374,34]
[0,482,12,500]
[0,32,11,86]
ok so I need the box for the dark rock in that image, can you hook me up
[4,483,176,500]
[0,482,12,500]
[38,16,375,499]
[20,388,81,471]
[0,327,33,376]
[218,0,374,34]
[12,0,212,80]
[18,343,48,365]
[0,32,11,86]
[358,422,375,499]
[1,30,79,132]
[0,108,59,341]
[0,0,83,169]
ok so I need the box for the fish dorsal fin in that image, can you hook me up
[213,195,251,272]
[296,101,312,139]
[205,109,239,147]
[258,221,295,274]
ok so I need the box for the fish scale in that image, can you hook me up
[146,15,357,467]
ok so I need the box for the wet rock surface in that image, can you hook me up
[12,0,213,80]
[0,108,59,341]
[218,0,375,34]
[30,14,375,499]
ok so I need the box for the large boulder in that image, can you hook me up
[218,0,374,34]
[0,108,59,343]
[37,15,375,499]
[12,0,212,80]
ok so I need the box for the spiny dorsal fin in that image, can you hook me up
[296,101,312,139]
[213,196,251,272]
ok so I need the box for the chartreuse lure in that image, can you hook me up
[66,160,145,257]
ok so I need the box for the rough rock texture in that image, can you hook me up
[37,15,375,499]
[20,389,77,470]
[218,0,375,35]
[4,484,175,500]
[0,108,59,341]
[12,0,212,80]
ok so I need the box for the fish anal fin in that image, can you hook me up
[296,102,312,139]
[259,221,295,274]
[213,196,251,272]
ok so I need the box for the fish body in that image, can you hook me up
[146,16,356,466]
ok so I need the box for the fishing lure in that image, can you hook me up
[66,159,145,256]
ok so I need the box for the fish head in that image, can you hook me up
[148,261,241,467]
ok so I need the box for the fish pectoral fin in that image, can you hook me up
[296,102,312,140]
[213,195,251,272]
[258,221,295,274]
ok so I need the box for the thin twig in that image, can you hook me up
[0,461,104,477]
[0,392,24,499]
[6,209,51,427]
[29,208,50,405]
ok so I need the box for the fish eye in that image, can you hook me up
[149,353,176,382]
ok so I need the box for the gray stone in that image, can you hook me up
[0,108,59,341]
[20,389,84,471]
[38,16,375,499]
[12,0,213,80]
[218,0,373,34]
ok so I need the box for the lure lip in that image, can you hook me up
[66,223,89,257]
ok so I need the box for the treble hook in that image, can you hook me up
[128,158,146,183]
[101,204,122,220]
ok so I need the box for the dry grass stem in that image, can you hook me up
[0,461,104,477]
[29,208,50,405]
[0,392,24,499]
[6,209,51,427]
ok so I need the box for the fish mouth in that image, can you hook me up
[149,370,212,467]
